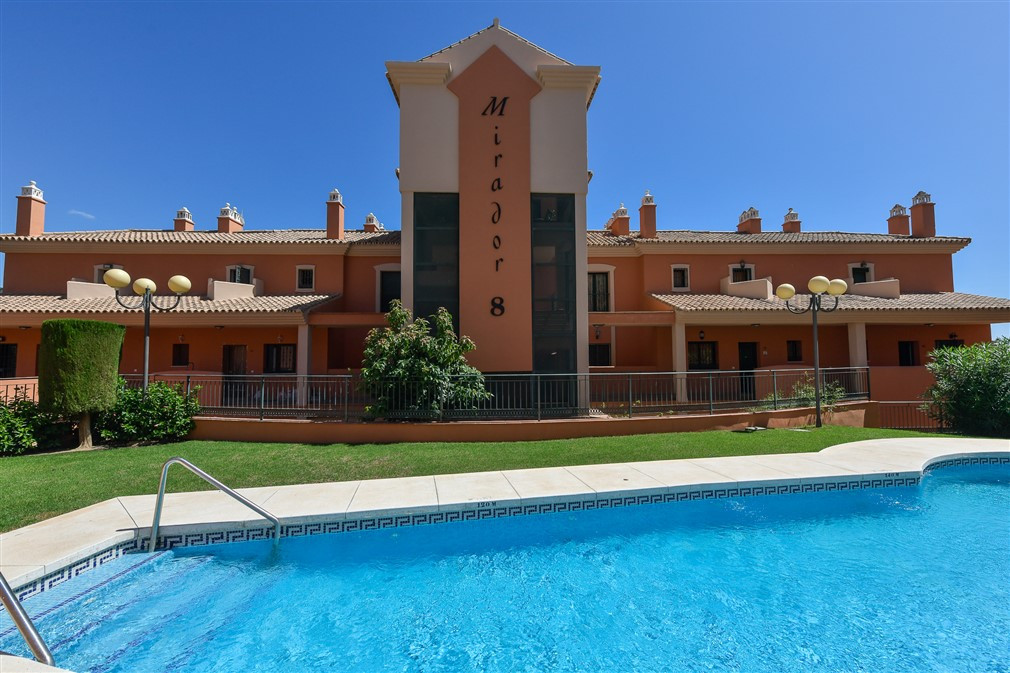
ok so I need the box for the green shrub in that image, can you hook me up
[756,375,847,412]
[360,301,490,419]
[39,319,125,448]
[96,378,201,444]
[925,338,1010,437]
[0,394,70,456]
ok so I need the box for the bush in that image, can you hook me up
[0,394,70,456]
[756,375,847,412]
[360,301,491,419]
[96,378,201,444]
[39,319,125,448]
[925,338,1010,437]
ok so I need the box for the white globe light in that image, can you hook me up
[167,275,192,294]
[103,268,131,289]
[133,278,157,295]
[827,278,848,296]
[775,283,796,300]
[807,276,830,294]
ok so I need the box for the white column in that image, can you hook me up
[847,322,867,367]
[672,319,687,401]
[297,324,312,405]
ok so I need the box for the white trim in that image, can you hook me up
[374,263,402,312]
[587,263,615,312]
[225,264,255,284]
[847,262,875,284]
[295,265,316,292]
[671,264,691,292]
[727,263,755,282]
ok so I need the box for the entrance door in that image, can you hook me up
[0,344,17,378]
[221,345,248,406]
[738,342,758,400]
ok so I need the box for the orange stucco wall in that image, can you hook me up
[678,324,850,370]
[869,366,936,401]
[865,323,990,366]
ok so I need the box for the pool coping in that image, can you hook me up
[2,437,1007,602]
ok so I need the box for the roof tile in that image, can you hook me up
[0,294,338,314]
[651,292,1010,312]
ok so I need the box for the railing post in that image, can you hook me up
[622,371,630,414]
[708,372,714,415]
[259,376,266,421]
[185,375,192,398]
[343,378,349,422]
[772,370,778,410]
[536,374,542,421]
[864,366,871,401]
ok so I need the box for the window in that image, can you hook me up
[227,265,253,284]
[787,340,803,362]
[0,344,17,378]
[264,344,296,374]
[379,270,401,312]
[588,272,609,311]
[934,339,964,349]
[532,194,577,374]
[731,266,754,282]
[414,193,459,330]
[296,266,315,292]
[589,343,611,366]
[171,343,189,367]
[672,265,690,291]
[898,341,919,367]
[688,341,718,370]
[848,262,874,284]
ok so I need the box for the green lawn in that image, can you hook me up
[0,426,937,533]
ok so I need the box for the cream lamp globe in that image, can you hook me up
[827,278,848,296]
[807,276,830,294]
[167,275,192,295]
[103,268,131,289]
[775,283,796,300]
[133,278,157,295]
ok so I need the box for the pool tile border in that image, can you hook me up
[7,449,1008,603]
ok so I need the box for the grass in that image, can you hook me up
[0,426,939,533]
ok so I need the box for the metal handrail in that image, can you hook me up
[0,570,55,666]
[148,457,281,553]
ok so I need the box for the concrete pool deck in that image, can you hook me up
[0,437,1007,672]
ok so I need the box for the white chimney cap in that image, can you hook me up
[20,180,43,200]
[329,188,343,203]
[641,190,655,206]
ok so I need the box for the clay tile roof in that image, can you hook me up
[590,231,970,246]
[650,292,1010,313]
[0,294,338,314]
[0,229,400,245]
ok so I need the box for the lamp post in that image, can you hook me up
[103,269,191,391]
[775,275,848,428]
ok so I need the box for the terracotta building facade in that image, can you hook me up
[1,22,1008,402]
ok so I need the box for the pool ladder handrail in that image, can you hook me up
[0,570,55,667]
[149,457,282,553]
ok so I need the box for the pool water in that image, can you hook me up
[3,464,1008,673]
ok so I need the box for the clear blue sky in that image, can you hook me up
[1,1,1007,334]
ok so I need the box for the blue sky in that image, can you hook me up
[1,1,1007,334]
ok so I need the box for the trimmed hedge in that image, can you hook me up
[39,319,125,416]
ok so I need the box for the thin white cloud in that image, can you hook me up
[67,209,96,220]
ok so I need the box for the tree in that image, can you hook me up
[924,337,1010,437]
[39,319,126,448]
[360,301,490,418]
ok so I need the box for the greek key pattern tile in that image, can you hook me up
[12,539,140,602]
[149,475,920,550]
[925,455,1010,472]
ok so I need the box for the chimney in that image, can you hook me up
[887,204,910,236]
[15,180,46,236]
[173,207,194,232]
[363,212,384,233]
[607,203,630,236]
[782,208,801,233]
[217,203,244,233]
[737,206,761,234]
[639,191,657,238]
[909,191,935,238]
[326,188,345,239]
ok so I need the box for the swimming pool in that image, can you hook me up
[2,462,1008,673]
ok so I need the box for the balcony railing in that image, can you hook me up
[878,401,948,432]
[122,367,870,422]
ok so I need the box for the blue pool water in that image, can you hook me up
[2,464,1008,673]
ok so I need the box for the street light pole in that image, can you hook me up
[775,276,847,428]
[103,270,191,391]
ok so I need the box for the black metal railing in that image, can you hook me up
[878,401,947,432]
[122,366,870,422]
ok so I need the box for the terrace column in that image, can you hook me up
[847,322,867,367]
[672,320,687,401]
[297,324,312,405]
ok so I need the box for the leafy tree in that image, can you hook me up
[96,378,201,444]
[925,337,1010,437]
[360,301,490,419]
[38,319,125,448]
